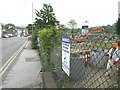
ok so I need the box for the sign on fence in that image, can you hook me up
[62,36,70,76]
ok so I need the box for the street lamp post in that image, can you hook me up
[23,0,33,35]
[32,1,33,35]
[118,1,120,18]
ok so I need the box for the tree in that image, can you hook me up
[26,24,34,34]
[57,24,67,30]
[89,23,116,34]
[116,18,120,36]
[34,3,59,29]
[67,19,77,35]
[3,23,15,30]
[110,23,116,34]
[34,18,44,29]
[68,19,77,29]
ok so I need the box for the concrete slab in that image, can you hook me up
[2,41,43,88]
[43,72,57,88]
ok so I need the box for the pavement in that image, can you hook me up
[2,41,43,88]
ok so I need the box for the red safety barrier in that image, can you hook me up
[85,51,90,64]
[79,50,90,65]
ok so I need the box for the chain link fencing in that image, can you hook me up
[40,34,120,88]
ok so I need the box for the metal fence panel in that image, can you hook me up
[41,34,120,88]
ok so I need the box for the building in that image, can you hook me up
[81,21,89,35]
[22,28,28,36]
[118,1,120,18]
[15,28,28,37]
[0,23,28,37]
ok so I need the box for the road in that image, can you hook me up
[0,37,28,68]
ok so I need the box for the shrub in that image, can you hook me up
[31,30,38,49]
[38,27,60,70]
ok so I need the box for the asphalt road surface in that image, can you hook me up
[0,37,28,68]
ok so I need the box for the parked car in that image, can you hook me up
[8,34,14,37]
[2,35,9,38]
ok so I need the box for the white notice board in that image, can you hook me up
[62,36,70,76]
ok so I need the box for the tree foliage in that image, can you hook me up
[3,23,15,30]
[29,3,60,49]
[67,19,77,29]
[89,23,116,34]
[57,24,67,30]
[26,24,35,34]
[34,3,59,29]
[116,18,120,36]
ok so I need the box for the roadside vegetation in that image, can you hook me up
[26,3,66,71]
[26,3,120,72]
[116,18,120,37]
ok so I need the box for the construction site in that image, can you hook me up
[44,21,120,88]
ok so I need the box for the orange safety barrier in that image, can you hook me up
[85,51,90,64]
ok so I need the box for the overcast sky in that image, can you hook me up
[0,0,119,28]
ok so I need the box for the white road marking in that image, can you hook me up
[0,41,29,78]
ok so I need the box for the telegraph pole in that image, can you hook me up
[118,1,120,18]
[32,1,33,35]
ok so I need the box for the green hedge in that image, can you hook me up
[38,27,60,70]
[31,30,38,49]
